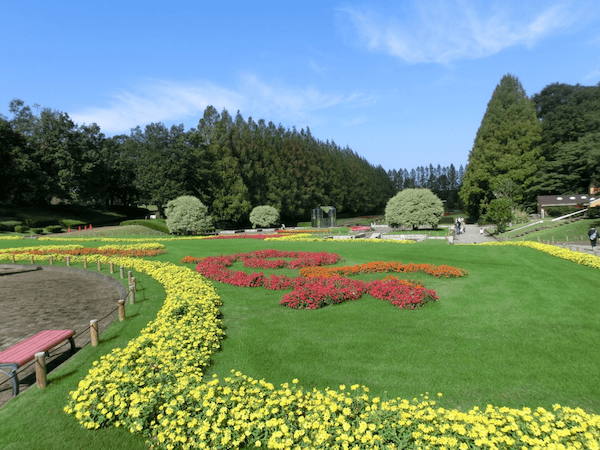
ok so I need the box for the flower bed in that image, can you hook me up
[1,243,595,449]
[0,243,166,261]
[195,250,444,310]
[350,226,371,232]
[300,261,468,279]
[478,241,600,270]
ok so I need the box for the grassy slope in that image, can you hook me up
[0,236,599,448]
[503,218,600,243]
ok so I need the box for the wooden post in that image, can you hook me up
[35,352,47,389]
[119,266,124,278]
[127,270,132,285]
[83,257,87,269]
[131,277,136,292]
[11,254,15,264]
[118,299,125,321]
[66,256,71,267]
[49,255,53,265]
[129,286,135,305]
[110,262,114,274]
[30,255,34,264]
[90,319,99,346]
[97,260,101,271]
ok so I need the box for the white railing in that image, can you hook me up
[551,209,587,221]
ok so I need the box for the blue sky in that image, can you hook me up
[2,0,600,172]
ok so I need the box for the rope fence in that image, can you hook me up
[0,257,146,401]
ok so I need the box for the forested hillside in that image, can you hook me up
[459,74,600,220]
[1,101,395,226]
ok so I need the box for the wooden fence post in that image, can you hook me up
[11,254,15,264]
[131,277,136,292]
[30,255,34,264]
[119,266,124,278]
[35,352,47,389]
[128,271,132,285]
[90,319,99,346]
[110,262,114,274]
[129,286,135,305]
[49,255,53,265]
[83,257,87,269]
[97,260,101,271]
[66,256,71,267]
[118,299,125,321]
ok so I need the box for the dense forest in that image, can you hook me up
[1,101,398,226]
[460,75,600,220]
[387,164,465,210]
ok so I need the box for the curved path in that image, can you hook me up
[0,265,127,408]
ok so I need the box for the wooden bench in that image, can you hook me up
[0,330,75,397]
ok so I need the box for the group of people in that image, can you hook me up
[455,218,466,235]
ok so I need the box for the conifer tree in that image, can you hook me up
[460,74,542,219]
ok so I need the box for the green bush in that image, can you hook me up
[44,225,63,234]
[59,218,87,228]
[30,227,45,235]
[512,207,530,224]
[545,206,583,217]
[120,219,169,234]
[385,188,443,229]
[587,206,600,219]
[14,225,29,233]
[165,195,213,234]
[0,220,22,232]
[485,198,513,233]
[249,205,280,228]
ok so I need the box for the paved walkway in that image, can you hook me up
[0,264,127,408]
[452,224,497,244]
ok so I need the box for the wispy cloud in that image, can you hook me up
[71,76,371,133]
[340,0,591,64]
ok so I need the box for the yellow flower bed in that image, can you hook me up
[52,244,600,448]
[478,241,600,270]
[266,234,417,244]
[0,236,24,240]
[39,236,211,242]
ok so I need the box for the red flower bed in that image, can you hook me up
[194,250,454,310]
[203,234,282,240]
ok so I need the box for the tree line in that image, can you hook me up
[388,164,465,210]
[460,74,600,220]
[0,101,395,226]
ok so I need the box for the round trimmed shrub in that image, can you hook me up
[249,205,280,228]
[385,188,443,229]
[165,195,213,234]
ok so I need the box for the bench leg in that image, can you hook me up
[0,363,20,397]
[68,336,76,355]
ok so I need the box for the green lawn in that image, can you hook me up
[0,237,599,448]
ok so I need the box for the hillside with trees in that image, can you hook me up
[1,101,395,226]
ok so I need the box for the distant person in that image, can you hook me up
[456,219,461,235]
[589,226,597,249]
[480,227,484,235]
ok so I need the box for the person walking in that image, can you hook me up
[456,219,461,235]
[589,226,598,249]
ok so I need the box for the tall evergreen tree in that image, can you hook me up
[460,74,542,219]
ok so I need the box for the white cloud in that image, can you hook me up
[340,0,591,64]
[71,76,372,134]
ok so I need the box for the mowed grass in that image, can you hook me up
[0,237,599,449]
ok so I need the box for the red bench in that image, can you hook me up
[0,330,75,397]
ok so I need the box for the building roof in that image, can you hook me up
[538,194,597,207]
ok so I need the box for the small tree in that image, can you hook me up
[385,188,443,229]
[165,195,212,234]
[249,205,280,228]
[484,198,513,233]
